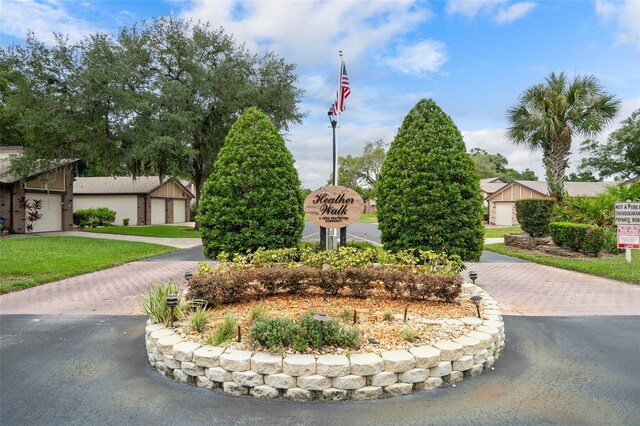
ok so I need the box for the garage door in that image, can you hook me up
[173,200,186,223]
[33,193,62,232]
[495,203,514,226]
[151,198,166,224]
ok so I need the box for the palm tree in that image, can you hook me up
[507,72,619,201]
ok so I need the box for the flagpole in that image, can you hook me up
[333,51,343,249]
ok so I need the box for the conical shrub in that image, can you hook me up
[199,107,304,257]
[377,99,484,261]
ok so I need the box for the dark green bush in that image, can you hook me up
[249,311,361,352]
[73,207,116,226]
[549,222,605,255]
[515,199,555,236]
[376,99,484,261]
[199,107,304,258]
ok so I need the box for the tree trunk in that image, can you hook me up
[544,132,572,202]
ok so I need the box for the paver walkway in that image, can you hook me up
[0,261,198,315]
[38,231,202,249]
[467,261,640,316]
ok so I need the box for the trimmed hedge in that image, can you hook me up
[73,207,116,227]
[376,99,484,261]
[548,222,605,256]
[188,266,462,307]
[515,199,555,236]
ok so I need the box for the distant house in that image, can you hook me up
[486,180,615,226]
[73,177,195,225]
[479,177,508,206]
[0,147,77,233]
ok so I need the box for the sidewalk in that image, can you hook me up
[38,230,202,249]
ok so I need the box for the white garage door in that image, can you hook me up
[173,200,186,223]
[33,193,62,232]
[495,203,514,226]
[151,198,166,224]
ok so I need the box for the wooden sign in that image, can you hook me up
[304,185,364,228]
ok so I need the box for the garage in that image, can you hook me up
[173,199,186,223]
[151,198,166,224]
[494,202,514,226]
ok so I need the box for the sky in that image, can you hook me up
[1,0,639,189]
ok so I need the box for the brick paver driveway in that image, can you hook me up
[467,260,640,316]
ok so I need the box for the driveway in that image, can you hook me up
[1,226,639,424]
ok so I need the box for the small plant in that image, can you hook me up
[249,303,267,324]
[122,218,130,226]
[189,304,209,333]
[18,197,43,233]
[140,282,192,326]
[250,316,298,351]
[337,308,352,322]
[402,327,416,341]
[382,309,394,322]
[208,313,237,346]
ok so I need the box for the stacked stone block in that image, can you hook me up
[144,283,505,401]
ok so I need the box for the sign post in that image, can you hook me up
[615,202,640,264]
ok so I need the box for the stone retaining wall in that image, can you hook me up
[145,283,505,401]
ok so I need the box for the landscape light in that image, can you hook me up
[313,312,331,349]
[469,270,478,285]
[470,295,483,319]
[166,294,178,328]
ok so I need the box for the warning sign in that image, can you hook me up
[615,202,640,225]
[617,225,640,249]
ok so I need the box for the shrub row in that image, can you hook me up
[73,207,116,227]
[187,266,462,307]
[548,222,605,256]
[515,199,555,237]
[210,245,464,275]
[250,311,361,352]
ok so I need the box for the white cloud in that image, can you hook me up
[447,0,534,23]
[596,0,640,53]
[496,2,536,24]
[446,0,505,18]
[180,0,431,68]
[0,0,101,44]
[385,39,448,76]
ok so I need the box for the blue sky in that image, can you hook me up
[1,0,639,188]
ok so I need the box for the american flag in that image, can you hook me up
[332,62,351,115]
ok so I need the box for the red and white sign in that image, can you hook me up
[617,225,640,249]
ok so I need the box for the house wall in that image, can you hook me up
[487,183,546,225]
[0,185,12,233]
[74,195,138,225]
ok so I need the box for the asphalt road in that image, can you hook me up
[1,314,638,426]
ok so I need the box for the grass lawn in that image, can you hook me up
[484,243,640,284]
[359,214,378,223]
[0,236,176,293]
[484,226,522,238]
[83,225,201,238]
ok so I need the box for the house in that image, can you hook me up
[73,176,195,225]
[486,180,615,226]
[0,147,77,233]
[479,177,508,207]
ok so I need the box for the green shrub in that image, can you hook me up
[189,305,209,333]
[515,199,555,236]
[140,282,193,326]
[249,317,298,351]
[73,207,117,226]
[548,222,605,255]
[199,107,304,258]
[122,218,130,226]
[207,313,237,346]
[376,99,484,261]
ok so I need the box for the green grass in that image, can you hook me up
[484,243,640,284]
[83,225,201,238]
[484,226,522,238]
[359,213,378,223]
[0,236,176,293]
